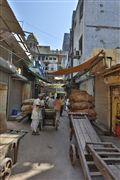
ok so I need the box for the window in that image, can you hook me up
[42,56,45,61]
[38,56,41,60]
[45,66,48,70]
[79,35,83,55]
[29,43,32,48]
[79,0,84,22]
[53,57,56,60]
[49,57,52,60]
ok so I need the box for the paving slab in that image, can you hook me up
[8,112,84,180]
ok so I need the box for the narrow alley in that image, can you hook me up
[8,112,84,180]
[0,0,120,180]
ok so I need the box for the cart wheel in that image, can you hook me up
[75,146,79,159]
[69,144,76,166]
[0,158,12,180]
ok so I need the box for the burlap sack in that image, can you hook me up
[69,93,94,103]
[70,102,93,110]
[0,113,7,133]
[22,99,34,105]
[23,110,32,115]
[70,89,86,94]
[21,105,33,112]
[70,108,97,120]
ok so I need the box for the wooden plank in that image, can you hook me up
[109,165,120,179]
[71,117,92,180]
[86,142,113,146]
[71,115,105,179]
[112,144,120,152]
[72,118,86,152]
[87,161,95,165]
[98,152,120,156]
[103,158,120,163]
[87,144,118,180]
[94,147,119,152]
[90,171,102,176]
[82,118,100,143]
[78,119,91,146]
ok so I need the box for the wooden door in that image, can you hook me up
[0,83,7,133]
[111,86,120,132]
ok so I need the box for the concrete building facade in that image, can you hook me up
[70,0,120,92]
[69,0,120,132]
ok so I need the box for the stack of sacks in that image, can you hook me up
[21,99,34,114]
[69,89,96,121]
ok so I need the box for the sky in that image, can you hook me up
[8,0,78,50]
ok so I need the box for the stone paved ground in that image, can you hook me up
[8,112,84,180]
[7,112,120,180]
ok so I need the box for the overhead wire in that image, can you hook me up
[25,21,61,40]
[0,44,31,64]
[0,33,13,42]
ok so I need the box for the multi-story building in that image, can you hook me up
[62,33,70,79]
[27,33,66,96]
[70,0,120,83]
[68,0,120,133]
[0,0,38,125]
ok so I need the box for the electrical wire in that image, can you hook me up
[0,44,30,64]
[25,21,61,40]
[0,33,13,42]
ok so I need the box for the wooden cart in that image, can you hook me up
[41,108,58,130]
[68,112,120,179]
[0,129,27,180]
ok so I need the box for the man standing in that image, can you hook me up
[31,93,45,134]
[53,95,62,124]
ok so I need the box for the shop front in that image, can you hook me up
[110,86,120,133]
[104,68,120,133]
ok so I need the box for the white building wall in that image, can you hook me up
[73,2,84,65]
[48,64,57,71]
[83,0,120,58]
[85,0,120,27]
[73,0,120,91]
[73,0,120,61]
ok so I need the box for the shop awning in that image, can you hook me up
[12,73,28,82]
[0,0,24,36]
[49,50,104,76]
[103,64,120,77]
[28,67,51,83]
[0,57,16,74]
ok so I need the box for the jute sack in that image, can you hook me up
[70,102,93,110]
[70,89,87,95]
[0,113,7,133]
[69,91,94,103]
[22,99,34,105]
[69,90,86,100]
[21,105,33,112]
[23,110,32,114]
[70,109,97,121]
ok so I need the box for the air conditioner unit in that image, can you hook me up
[73,50,82,58]
[76,50,82,57]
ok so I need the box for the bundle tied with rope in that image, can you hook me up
[69,89,96,121]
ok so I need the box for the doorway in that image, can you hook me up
[0,83,8,132]
[111,86,120,132]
